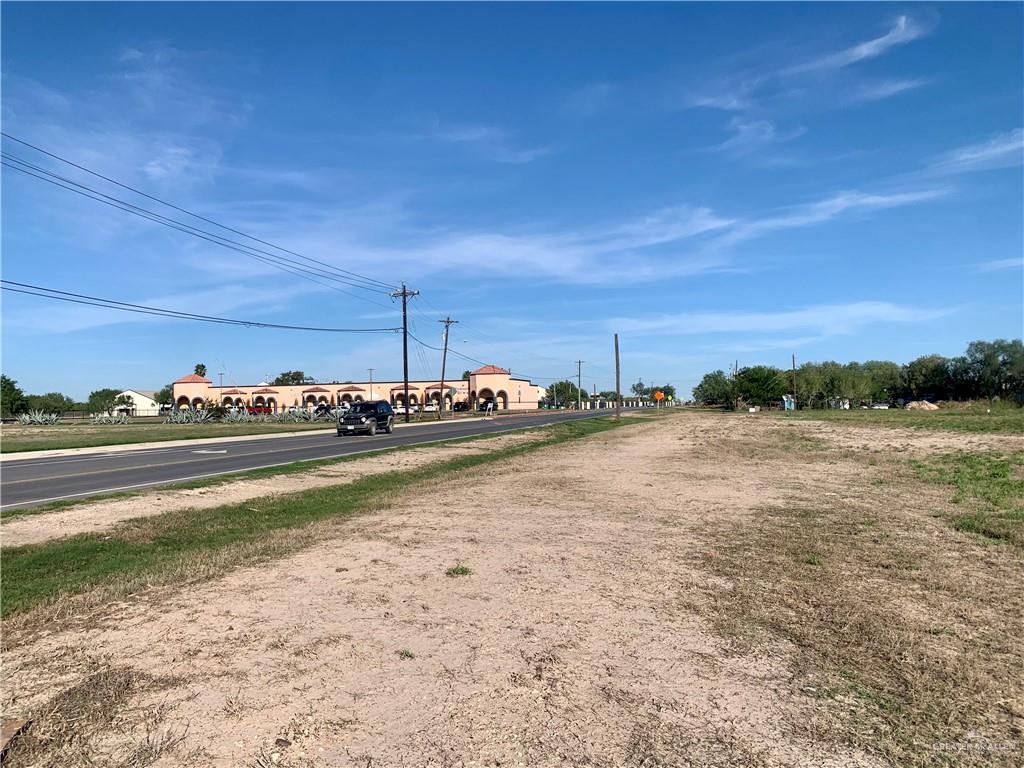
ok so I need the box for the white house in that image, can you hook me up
[115,389,161,416]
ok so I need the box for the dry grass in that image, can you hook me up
[688,482,1024,767]
[2,666,187,768]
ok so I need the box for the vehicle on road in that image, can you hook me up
[423,403,438,412]
[338,400,394,436]
[477,399,495,412]
[453,402,469,412]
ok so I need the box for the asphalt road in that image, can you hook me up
[0,409,629,510]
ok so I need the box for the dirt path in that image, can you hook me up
[1,431,544,548]
[2,413,1021,767]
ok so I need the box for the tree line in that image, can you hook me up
[692,339,1024,408]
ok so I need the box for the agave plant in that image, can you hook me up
[91,413,131,425]
[16,409,62,426]
[163,408,215,424]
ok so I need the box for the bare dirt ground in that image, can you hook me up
[1,431,545,548]
[3,413,1022,767]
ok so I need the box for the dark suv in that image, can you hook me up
[338,400,394,436]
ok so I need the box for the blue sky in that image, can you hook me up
[2,2,1022,399]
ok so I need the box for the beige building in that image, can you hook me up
[172,365,542,412]
[114,389,161,417]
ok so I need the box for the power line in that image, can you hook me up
[1,132,398,292]
[2,156,395,309]
[1,280,402,334]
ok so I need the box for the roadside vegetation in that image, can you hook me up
[912,450,1024,547]
[1,416,636,620]
[691,338,1023,409]
[775,401,1024,434]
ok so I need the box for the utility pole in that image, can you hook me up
[391,283,419,423]
[575,360,584,410]
[437,317,457,420]
[367,368,374,400]
[791,354,797,405]
[553,381,558,409]
[614,334,621,421]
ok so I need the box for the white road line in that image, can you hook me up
[0,419,590,510]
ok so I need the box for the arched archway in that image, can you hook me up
[176,395,191,410]
[353,395,364,402]
[408,393,418,406]
[317,396,329,405]
[470,389,477,407]
[234,398,245,407]
[478,388,495,409]
[222,396,234,406]
[305,395,318,408]
[267,397,277,412]
[340,393,353,404]
[254,396,266,408]
[496,390,509,410]
[191,397,205,409]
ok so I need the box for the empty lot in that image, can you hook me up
[2,411,1021,767]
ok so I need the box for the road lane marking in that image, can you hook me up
[0,414,614,510]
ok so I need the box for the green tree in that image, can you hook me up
[597,390,620,401]
[649,383,676,400]
[543,379,585,407]
[692,371,733,406]
[461,370,472,381]
[87,388,122,415]
[1,375,27,417]
[273,371,315,386]
[630,380,648,398]
[903,355,950,401]
[26,392,76,414]
[862,360,902,403]
[155,384,174,405]
[194,363,207,378]
[734,366,787,407]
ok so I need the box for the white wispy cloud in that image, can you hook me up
[713,117,806,157]
[924,128,1024,175]
[849,78,930,103]
[976,257,1023,272]
[610,301,948,337]
[719,188,948,246]
[782,15,927,75]
[431,121,552,164]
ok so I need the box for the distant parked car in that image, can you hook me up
[477,399,495,412]
[453,401,469,412]
[338,400,394,436]
[423,403,438,412]
[393,405,409,415]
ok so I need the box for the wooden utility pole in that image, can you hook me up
[791,354,797,404]
[391,283,420,422]
[575,360,584,410]
[367,368,374,400]
[437,317,457,419]
[614,334,621,421]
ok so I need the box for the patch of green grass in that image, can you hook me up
[802,554,823,566]
[911,451,1024,547]
[396,649,415,660]
[775,403,1024,435]
[0,418,611,519]
[1,416,634,618]
[445,564,472,577]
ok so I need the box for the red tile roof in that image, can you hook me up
[251,387,278,394]
[302,386,330,393]
[472,365,509,375]
[220,388,246,395]
[390,384,420,391]
[336,385,365,392]
[174,373,212,384]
